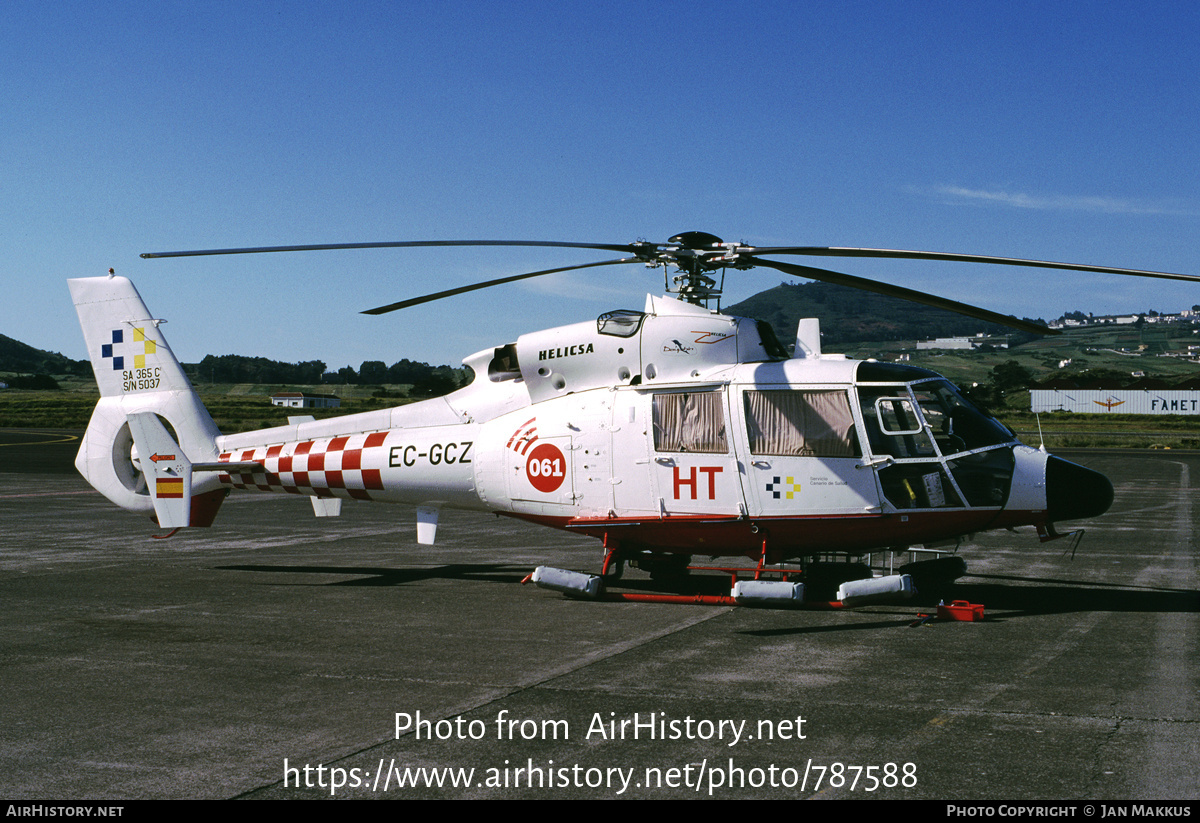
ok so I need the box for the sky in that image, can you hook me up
[4,1,1199,373]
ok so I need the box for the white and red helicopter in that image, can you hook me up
[69,233,1199,606]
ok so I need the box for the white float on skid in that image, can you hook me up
[70,232,1198,608]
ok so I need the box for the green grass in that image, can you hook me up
[997,409,1200,450]
[197,388,418,432]
[0,375,100,427]
[0,379,425,432]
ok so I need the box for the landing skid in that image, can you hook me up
[524,559,919,610]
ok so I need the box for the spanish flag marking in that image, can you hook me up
[156,478,184,499]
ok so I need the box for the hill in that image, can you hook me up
[723,281,1045,345]
[0,334,90,376]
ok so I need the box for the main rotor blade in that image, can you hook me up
[751,247,1200,284]
[361,257,641,315]
[142,240,638,259]
[746,257,1059,336]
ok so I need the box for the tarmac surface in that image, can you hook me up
[1,430,1197,799]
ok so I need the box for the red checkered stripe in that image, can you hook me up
[217,431,389,500]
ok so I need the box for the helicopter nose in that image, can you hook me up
[1045,455,1114,522]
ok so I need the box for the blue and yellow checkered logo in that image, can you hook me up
[765,476,801,500]
[101,327,157,370]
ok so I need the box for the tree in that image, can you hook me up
[387,358,433,384]
[7,374,60,389]
[358,360,389,385]
[989,360,1033,393]
[983,360,1034,407]
[411,365,464,397]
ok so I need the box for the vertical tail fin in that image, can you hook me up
[69,274,226,525]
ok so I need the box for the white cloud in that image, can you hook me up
[929,186,1198,217]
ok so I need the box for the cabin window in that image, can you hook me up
[652,391,727,453]
[743,390,855,457]
[597,309,646,338]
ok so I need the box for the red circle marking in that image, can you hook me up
[525,442,566,493]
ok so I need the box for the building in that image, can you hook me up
[916,337,974,350]
[915,334,1008,350]
[269,392,341,409]
[1030,388,1200,415]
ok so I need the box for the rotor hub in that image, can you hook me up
[657,232,757,305]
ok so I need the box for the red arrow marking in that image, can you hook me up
[150,453,176,463]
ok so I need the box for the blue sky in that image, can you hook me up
[4,1,1199,373]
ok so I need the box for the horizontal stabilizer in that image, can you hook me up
[193,461,261,473]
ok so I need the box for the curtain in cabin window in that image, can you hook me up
[744,390,855,457]
[652,391,728,453]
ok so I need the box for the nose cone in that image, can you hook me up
[1045,455,1114,522]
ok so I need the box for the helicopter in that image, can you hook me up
[68,232,1200,606]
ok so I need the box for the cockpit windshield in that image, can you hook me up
[912,380,1013,454]
[857,378,1012,459]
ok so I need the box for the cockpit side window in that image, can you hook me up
[858,387,935,458]
[855,379,1015,509]
[652,391,728,453]
[744,389,855,457]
